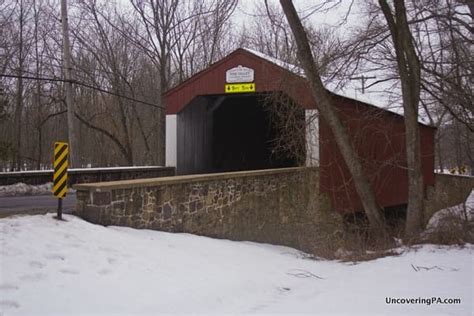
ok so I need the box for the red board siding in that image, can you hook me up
[319,95,435,213]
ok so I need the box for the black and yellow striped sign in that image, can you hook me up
[53,142,68,198]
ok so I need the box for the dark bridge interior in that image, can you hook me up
[176,93,304,175]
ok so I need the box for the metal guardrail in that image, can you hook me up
[0,166,176,186]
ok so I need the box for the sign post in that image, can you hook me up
[53,142,68,220]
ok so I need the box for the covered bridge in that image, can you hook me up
[164,48,435,214]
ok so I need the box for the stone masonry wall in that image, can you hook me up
[74,167,343,255]
[424,173,474,223]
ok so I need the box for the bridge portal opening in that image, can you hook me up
[175,93,304,175]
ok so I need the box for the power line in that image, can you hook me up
[0,73,165,109]
[2,64,111,85]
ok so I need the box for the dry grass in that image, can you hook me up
[336,222,399,262]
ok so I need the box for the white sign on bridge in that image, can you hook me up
[226,65,254,83]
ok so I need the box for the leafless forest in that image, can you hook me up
[0,0,472,174]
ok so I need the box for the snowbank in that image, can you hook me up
[0,182,78,197]
[0,182,53,197]
[0,214,472,315]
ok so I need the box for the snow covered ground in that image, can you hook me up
[1,212,472,315]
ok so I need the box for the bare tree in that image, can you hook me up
[195,0,237,68]
[248,2,297,63]
[378,0,425,237]
[71,1,151,165]
[312,0,472,233]
[279,0,386,234]
[0,0,242,170]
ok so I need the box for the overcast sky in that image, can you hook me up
[232,0,366,36]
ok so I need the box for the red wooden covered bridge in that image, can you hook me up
[164,48,435,214]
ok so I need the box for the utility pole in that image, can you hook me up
[61,0,79,167]
[14,0,24,171]
[349,75,376,94]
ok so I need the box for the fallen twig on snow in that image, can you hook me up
[286,269,325,279]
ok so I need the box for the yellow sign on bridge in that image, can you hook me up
[225,83,256,94]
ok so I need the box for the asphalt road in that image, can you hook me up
[0,193,76,217]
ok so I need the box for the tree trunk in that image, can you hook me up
[157,53,167,166]
[379,0,424,237]
[435,133,444,172]
[279,0,386,233]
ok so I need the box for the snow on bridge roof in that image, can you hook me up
[242,48,431,126]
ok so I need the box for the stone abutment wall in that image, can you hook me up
[74,167,343,255]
